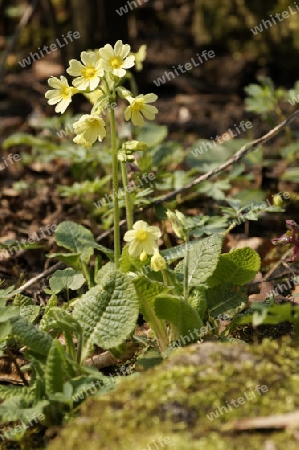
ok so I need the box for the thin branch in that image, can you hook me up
[17,110,299,291]
[230,410,299,430]
[17,221,127,292]
[263,248,294,282]
[18,261,63,293]
[152,109,299,205]
[95,219,126,242]
[4,348,29,386]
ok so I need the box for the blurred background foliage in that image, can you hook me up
[1,0,299,77]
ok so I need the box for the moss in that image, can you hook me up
[46,340,299,450]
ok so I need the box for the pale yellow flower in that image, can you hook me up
[84,89,104,105]
[98,40,135,77]
[67,51,104,91]
[45,76,76,114]
[139,250,148,262]
[133,44,147,71]
[73,114,106,148]
[166,210,187,240]
[150,250,166,272]
[124,94,158,127]
[122,140,148,152]
[124,220,161,258]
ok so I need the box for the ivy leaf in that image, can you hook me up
[73,269,139,360]
[207,247,261,287]
[49,268,86,294]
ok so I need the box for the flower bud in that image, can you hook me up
[150,251,166,272]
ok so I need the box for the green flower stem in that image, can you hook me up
[121,161,134,230]
[110,108,120,268]
[184,237,189,301]
[161,269,168,285]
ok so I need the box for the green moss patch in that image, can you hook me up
[47,340,299,450]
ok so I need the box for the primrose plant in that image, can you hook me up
[0,42,264,438]
[42,40,263,356]
[0,41,292,445]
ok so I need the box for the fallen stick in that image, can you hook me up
[153,109,299,204]
[231,410,299,430]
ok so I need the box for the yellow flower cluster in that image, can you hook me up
[45,41,158,148]
[123,220,166,272]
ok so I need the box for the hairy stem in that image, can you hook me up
[121,161,133,230]
[110,108,120,268]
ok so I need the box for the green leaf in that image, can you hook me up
[55,221,95,262]
[281,168,299,181]
[45,339,66,396]
[188,287,207,319]
[137,123,168,147]
[205,284,248,318]
[197,179,231,200]
[155,294,203,341]
[0,285,18,301]
[55,221,113,261]
[0,397,48,428]
[3,133,58,151]
[236,302,293,328]
[41,308,81,335]
[120,244,147,273]
[176,235,223,286]
[49,268,86,294]
[47,252,82,271]
[232,188,266,207]
[136,349,163,371]
[133,276,168,349]
[39,294,58,331]
[186,139,232,172]
[94,261,116,285]
[13,294,40,323]
[207,247,261,287]
[9,315,52,355]
[73,269,139,360]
